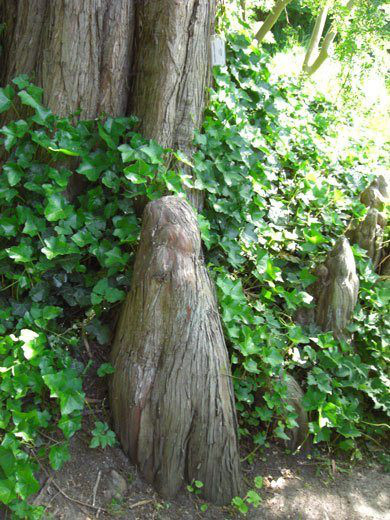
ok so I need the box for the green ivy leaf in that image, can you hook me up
[0,87,12,113]
[6,243,34,263]
[18,90,52,124]
[3,163,23,186]
[97,363,115,377]
[44,194,72,222]
[49,443,70,470]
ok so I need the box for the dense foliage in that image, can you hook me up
[0,34,388,519]
[0,75,192,517]
[195,32,389,453]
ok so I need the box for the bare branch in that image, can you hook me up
[255,0,292,44]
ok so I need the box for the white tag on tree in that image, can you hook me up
[211,35,226,67]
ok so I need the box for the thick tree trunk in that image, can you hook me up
[110,196,242,504]
[1,0,241,504]
[130,0,214,211]
[0,0,134,118]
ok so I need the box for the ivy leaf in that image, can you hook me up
[49,443,70,470]
[44,194,72,222]
[3,163,23,186]
[0,87,12,113]
[302,388,326,411]
[91,278,125,305]
[58,414,82,439]
[123,160,151,183]
[18,90,52,124]
[43,370,85,415]
[112,215,139,243]
[12,74,30,89]
[118,143,136,162]
[6,243,34,263]
[41,236,79,259]
[97,363,115,377]
[243,358,260,374]
[138,141,164,164]
[0,479,15,504]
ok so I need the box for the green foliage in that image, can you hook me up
[0,75,189,517]
[186,479,204,495]
[89,421,116,449]
[0,31,388,517]
[194,31,389,450]
[231,477,262,516]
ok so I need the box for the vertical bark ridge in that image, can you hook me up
[130,0,215,210]
[131,0,213,146]
[110,196,242,504]
[1,0,134,118]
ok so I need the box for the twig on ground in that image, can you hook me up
[83,331,93,359]
[50,479,109,514]
[33,475,54,505]
[129,499,154,508]
[92,470,102,507]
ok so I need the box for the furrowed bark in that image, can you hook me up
[130,0,215,211]
[110,196,242,505]
[1,0,134,117]
[348,175,389,269]
[315,237,359,341]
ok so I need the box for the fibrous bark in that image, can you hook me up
[131,0,215,211]
[281,373,310,453]
[315,237,359,341]
[110,196,242,504]
[0,0,134,118]
[348,175,389,269]
[2,0,239,503]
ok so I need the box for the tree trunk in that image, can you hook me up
[110,196,242,504]
[348,175,389,269]
[1,0,242,505]
[0,0,134,118]
[254,0,292,44]
[315,237,359,341]
[302,0,357,76]
[302,2,331,74]
[130,0,214,211]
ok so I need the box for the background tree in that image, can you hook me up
[254,0,293,43]
[302,0,357,76]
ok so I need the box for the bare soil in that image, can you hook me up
[26,415,389,520]
[5,344,388,520]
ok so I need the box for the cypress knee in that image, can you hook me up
[110,196,242,504]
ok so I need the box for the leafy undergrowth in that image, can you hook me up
[195,32,389,453]
[0,35,388,518]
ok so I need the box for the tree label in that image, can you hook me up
[211,35,226,67]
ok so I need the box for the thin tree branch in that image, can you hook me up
[304,0,357,76]
[255,0,292,43]
[303,1,332,73]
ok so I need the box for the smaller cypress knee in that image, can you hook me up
[110,196,242,504]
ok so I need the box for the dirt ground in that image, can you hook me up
[23,416,389,520]
[3,347,388,520]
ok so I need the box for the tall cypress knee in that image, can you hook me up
[110,196,242,504]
